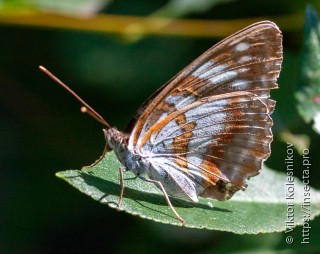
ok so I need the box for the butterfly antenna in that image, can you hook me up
[39,66,111,129]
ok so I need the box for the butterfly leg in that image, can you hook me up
[117,166,125,210]
[83,143,110,169]
[138,176,186,226]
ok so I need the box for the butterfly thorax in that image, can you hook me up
[103,128,149,176]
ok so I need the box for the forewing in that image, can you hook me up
[127,21,282,148]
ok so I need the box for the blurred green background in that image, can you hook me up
[1,0,320,253]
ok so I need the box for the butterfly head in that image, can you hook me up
[103,127,145,173]
[103,128,127,151]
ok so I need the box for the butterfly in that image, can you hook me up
[40,20,283,226]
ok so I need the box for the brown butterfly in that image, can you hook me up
[41,20,283,225]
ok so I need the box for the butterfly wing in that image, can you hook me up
[127,21,282,200]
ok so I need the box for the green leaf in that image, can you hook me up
[296,5,320,134]
[56,151,320,233]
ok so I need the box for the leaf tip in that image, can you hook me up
[55,171,64,178]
